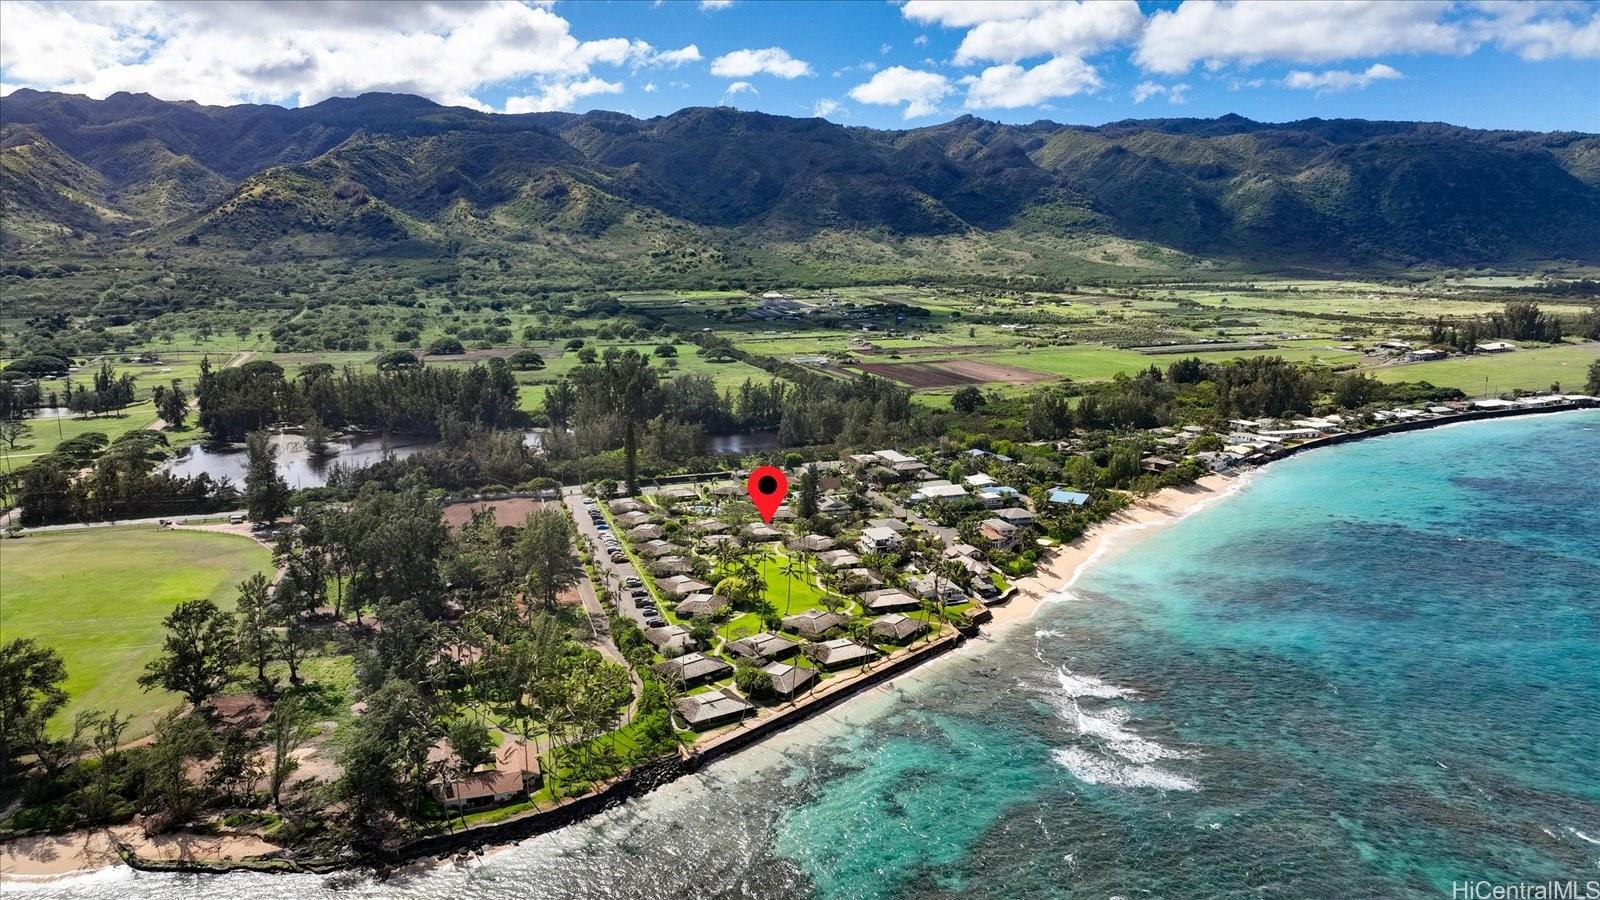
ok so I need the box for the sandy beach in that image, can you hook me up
[0,824,282,881]
[988,473,1248,635]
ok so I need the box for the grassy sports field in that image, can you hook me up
[0,526,273,737]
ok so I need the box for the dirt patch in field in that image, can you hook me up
[442,498,552,530]
[854,359,1054,388]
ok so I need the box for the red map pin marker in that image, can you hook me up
[747,465,788,523]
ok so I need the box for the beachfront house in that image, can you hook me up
[432,769,528,812]
[1047,488,1091,507]
[763,662,817,700]
[871,613,927,644]
[807,638,878,671]
[1139,457,1178,473]
[979,518,1021,549]
[675,690,755,730]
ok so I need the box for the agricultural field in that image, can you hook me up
[1371,343,1600,395]
[0,526,274,737]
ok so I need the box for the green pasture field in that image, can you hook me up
[1,402,161,469]
[0,525,274,737]
[1370,343,1600,395]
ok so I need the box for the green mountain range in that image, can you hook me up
[3,89,1597,271]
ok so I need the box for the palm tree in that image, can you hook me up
[782,554,805,616]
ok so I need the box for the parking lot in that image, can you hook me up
[563,488,662,631]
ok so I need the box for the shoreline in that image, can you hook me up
[5,403,1595,885]
[987,471,1251,637]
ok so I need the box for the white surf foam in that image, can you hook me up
[1072,705,1192,765]
[1052,747,1199,792]
[1568,826,1600,846]
[1054,665,1139,701]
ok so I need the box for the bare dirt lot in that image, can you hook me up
[442,497,553,530]
[853,358,1054,388]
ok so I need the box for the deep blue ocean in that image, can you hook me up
[19,411,1600,900]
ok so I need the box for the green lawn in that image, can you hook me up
[1371,343,1599,395]
[0,526,274,737]
[756,551,835,617]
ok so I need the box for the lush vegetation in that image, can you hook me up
[5,92,1599,272]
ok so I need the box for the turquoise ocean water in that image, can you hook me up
[18,411,1600,900]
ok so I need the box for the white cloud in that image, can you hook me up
[914,34,929,47]
[962,56,1102,109]
[1484,2,1600,61]
[812,97,843,118]
[0,0,686,110]
[950,0,1144,65]
[643,81,658,93]
[719,81,756,105]
[700,0,734,10]
[654,43,703,66]
[505,77,622,114]
[848,66,951,118]
[577,39,701,70]
[710,47,812,79]
[1136,1,1474,74]
[1283,62,1402,93]
[1132,80,1190,103]
[900,1,1062,29]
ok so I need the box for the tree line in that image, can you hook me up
[196,356,523,444]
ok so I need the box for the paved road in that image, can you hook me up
[8,509,247,534]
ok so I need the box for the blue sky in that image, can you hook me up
[2,1,1597,132]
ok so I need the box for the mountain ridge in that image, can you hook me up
[3,89,1598,270]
